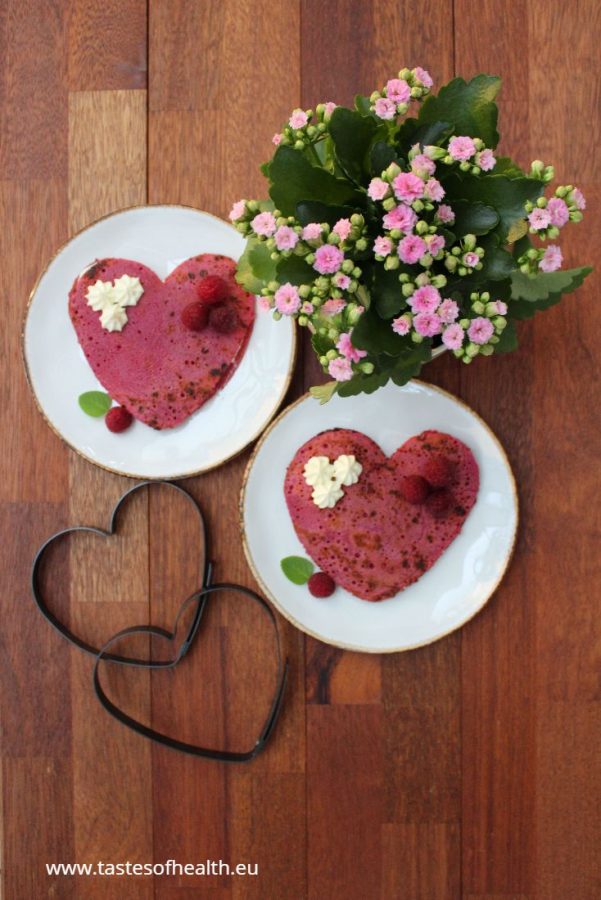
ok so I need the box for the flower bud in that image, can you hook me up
[352,266,362,279]
[530,160,544,177]
[326,349,338,361]
[298,315,308,326]
[385,256,400,270]
[369,90,381,102]
[273,310,282,321]
[348,305,363,324]
[420,253,433,268]
[425,145,446,160]
[399,67,411,80]
[459,161,471,172]
[464,233,477,250]
[480,344,494,356]
[480,291,490,301]
[298,284,311,298]
[401,281,414,296]
[412,200,424,212]
[489,335,500,344]
[319,356,328,366]
[382,197,396,211]
[294,140,304,150]
[536,196,547,208]
[444,256,458,272]
[342,259,354,274]
[390,228,402,240]
[355,238,368,251]
[431,274,447,288]
[385,162,401,179]
[416,272,430,286]
[465,342,479,358]
[472,300,485,314]
[351,213,364,226]
[453,348,465,358]
[555,185,569,198]
[492,316,507,331]
[416,220,429,235]
[328,328,339,341]
[411,332,424,343]
[360,362,375,374]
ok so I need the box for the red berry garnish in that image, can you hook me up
[197,275,229,304]
[399,474,431,505]
[208,303,239,334]
[422,456,455,488]
[308,572,336,598]
[105,406,133,433]
[426,488,454,518]
[181,300,209,332]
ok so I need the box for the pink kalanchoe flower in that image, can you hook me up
[424,177,445,202]
[528,207,551,231]
[367,177,390,201]
[386,78,411,104]
[467,316,494,345]
[491,300,508,315]
[228,199,246,222]
[374,97,397,120]
[383,204,417,233]
[302,222,322,241]
[398,234,427,264]
[442,323,465,350]
[547,197,570,228]
[448,136,477,161]
[313,244,344,274]
[374,236,393,257]
[411,153,436,177]
[274,283,301,315]
[463,251,480,268]
[413,67,433,89]
[272,133,282,146]
[392,315,411,335]
[426,234,445,256]
[437,298,459,324]
[393,172,424,204]
[274,225,299,251]
[332,218,352,241]
[328,356,353,382]
[258,297,272,312]
[477,149,496,171]
[571,188,586,210]
[323,101,337,119]
[413,311,442,337]
[321,298,346,316]
[437,203,455,224]
[539,244,563,273]
[300,301,314,315]
[337,331,367,363]
[251,211,277,236]
[333,272,351,290]
[409,284,441,314]
[289,108,308,129]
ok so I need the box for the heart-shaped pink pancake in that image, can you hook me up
[69,254,255,429]
[284,429,479,602]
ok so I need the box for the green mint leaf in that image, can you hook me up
[78,391,112,417]
[281,556,315,585]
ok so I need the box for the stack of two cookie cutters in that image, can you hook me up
[31,481,288,761]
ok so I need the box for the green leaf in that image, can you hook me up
[354,94,375,117]
[351,307,408,356]
[337,371,389,397]
[280,556,314,585]
[370,140,398,176]
[309,382,338,404]
[235,238,276,293]
[276,255,314,286]
[296,200,356,227]
[371,265,406,318]
[493,320,518,353]
[311,331,334,357]
[449,200,499,237]
[493,156,526,178]
[418,74,502,147]
[443,173,544,240]
[388,344,432,385]
[477,238,516,281]
[509,266,592,319]
[78,391,112,417]
[329,107,381,183]
[269,146,363,215]
[396,118,452,155]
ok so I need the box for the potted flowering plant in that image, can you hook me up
[230,69,591,400]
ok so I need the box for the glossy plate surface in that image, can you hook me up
[23,205,295,478]
[241,380,518,653]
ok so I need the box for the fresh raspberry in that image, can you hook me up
[426,488,454,518]
[308,572,336,598]
[105,406,133,433]
[197,275,229,304]
[399,474,431,505]
[181,300,209,332]
[208,303,239,334]
[422,455,455,488]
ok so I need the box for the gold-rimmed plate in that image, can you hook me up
[22,205,296,479]
[241,381,518,653]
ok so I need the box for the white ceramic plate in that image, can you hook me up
[23,205,296,479]
[241,380,518,653]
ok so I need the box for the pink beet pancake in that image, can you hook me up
[284,429,479,602]
[69,254,255,429]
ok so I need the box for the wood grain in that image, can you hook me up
[1,0,600,897]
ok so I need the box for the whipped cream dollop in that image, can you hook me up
[85,274,144,332]
[302,453,362,509]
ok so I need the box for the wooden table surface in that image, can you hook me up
[1,1,600,898]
